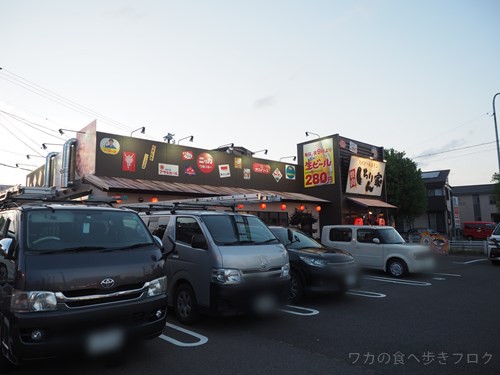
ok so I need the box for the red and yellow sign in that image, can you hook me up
[303,138,334,188]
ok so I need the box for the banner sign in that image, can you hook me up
[303,138,334,188]
[346,155,385,196]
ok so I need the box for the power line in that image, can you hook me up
[417,146,497,165]
[0,109,65,141]
[0,116,45,157]
[0,147,29,157]
[405,112,491,151]
[0,67,135,133]
[412,141,496,159]
[0,163,33,172]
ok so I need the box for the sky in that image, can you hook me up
[1,0,499,187]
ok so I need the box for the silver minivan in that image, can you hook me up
[140,210,290,324]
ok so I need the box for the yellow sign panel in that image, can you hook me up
[303,139,334,188]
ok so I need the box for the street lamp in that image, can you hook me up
[305,131,320,138]
[178,135,194,144]
[493,93,500,173]
[58,128,85,136]
[131,126,146,137]
[41,143,63,150]
[280,156,297,161]
[15,163,35,172]
[252,149,268,156]
[217,143,234,153]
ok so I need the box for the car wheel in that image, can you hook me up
[387,259,408,278]
[289,271,304,304]
[174,284,199,325]
[466,236,473,241]
[492,260,500,266]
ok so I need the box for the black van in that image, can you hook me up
[0,203,167,370]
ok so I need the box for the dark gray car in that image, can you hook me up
[0,204,168,370]
[269,226,360,303]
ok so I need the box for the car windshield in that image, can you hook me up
[25,209,154,253]
[202,214,279,246]
[493,224,500,235]
[272,228,321,250]
[378,228,406,244]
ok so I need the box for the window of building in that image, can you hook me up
[428,188,444,197]
[252,211,288,227]
[490,195,496,205]
[473,194,481,221]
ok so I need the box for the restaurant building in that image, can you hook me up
[25,121,395,236]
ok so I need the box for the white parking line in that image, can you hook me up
[430,272,461,277]
[279,305,320,316]
[452,259,488,264]
[346,290,386,298]
[159,322,208,347]
[432,277,446,281]
[363,275,431,286]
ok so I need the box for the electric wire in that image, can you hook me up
[412,141,496,159]
[405,112,491,151]
[0,116,45,157]
[0,110,66,141]
[0,67,134,133]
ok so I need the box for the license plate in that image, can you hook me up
[86,328,124,356]
[253,295,277,314]
[345,273,358,287]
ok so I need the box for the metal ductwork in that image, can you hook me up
[43,152,58,188]
[61,138,77,188]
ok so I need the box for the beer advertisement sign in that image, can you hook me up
[303,138,334,188]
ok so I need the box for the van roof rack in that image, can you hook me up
[122,193,282,214]
[0,185,117,209]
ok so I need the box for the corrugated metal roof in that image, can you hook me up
[83,174,329,203]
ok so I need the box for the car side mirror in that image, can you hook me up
[192,234,208,250]
[0,238,13,258]
[164,234,176,256]
[153,235,163,248]
[287,229,300,244]
[373,238,381,244]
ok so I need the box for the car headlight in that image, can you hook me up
[299,256,327,267]
[147,276,167,297]
[11,290,57,312]
[212,269,242,285]
[282,263,290,278]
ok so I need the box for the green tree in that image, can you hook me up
[385,148,427,230]
[492,173,500,210]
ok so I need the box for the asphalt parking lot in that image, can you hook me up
[18,254,500,375]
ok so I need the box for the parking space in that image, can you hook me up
[15,255,500,374]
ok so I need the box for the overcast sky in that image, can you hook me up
[1,0,499,187]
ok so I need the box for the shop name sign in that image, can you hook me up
[158,163,179,177]
[346,155,385,196]
[303,138,334,188]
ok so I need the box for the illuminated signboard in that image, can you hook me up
[346,155,385,196]
[303,138,334,188]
